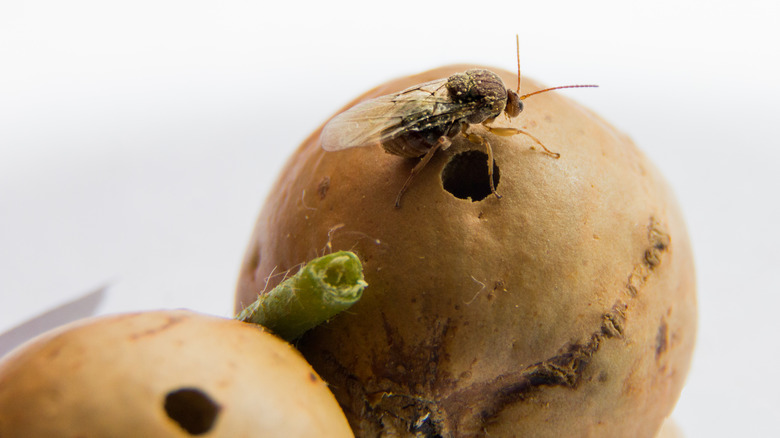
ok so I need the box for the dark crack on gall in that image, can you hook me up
[604,304,628,340]
[626,218,671,297]
[655,319,669,359]
[128,314,186,341]
[463,303,630,427]
[645,219,671,269]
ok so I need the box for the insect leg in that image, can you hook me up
[462,129,501,200]
[484,125,561,158]
[395,136,450,208]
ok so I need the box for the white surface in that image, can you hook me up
[1,1,778,436]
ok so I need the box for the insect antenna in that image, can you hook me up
[514,34,597,99]
[516,34,522,93]
[519,84,599,100]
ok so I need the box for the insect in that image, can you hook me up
[320,36,597,208]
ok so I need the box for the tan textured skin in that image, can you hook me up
[0,310,353,438]
[235,65,697,437]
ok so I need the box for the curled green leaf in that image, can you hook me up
[236,251,367,341]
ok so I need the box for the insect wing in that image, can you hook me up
[320,79,456,151]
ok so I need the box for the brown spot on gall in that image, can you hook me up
[317,176,331,200]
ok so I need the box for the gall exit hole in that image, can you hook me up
[441,150,500,201]
[164,387,221,435]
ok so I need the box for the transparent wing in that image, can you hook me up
[320,78,474,151]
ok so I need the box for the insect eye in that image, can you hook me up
[505,91,523,117]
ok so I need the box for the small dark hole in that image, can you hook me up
[410,413,443,438]
[441,150,500,201]
[164,387,221,435]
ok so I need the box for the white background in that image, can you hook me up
[1,1,778,436]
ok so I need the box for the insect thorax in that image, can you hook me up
[446,69,508,123]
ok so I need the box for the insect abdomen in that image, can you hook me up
[380,122,458,158]
[381,130,434,157]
